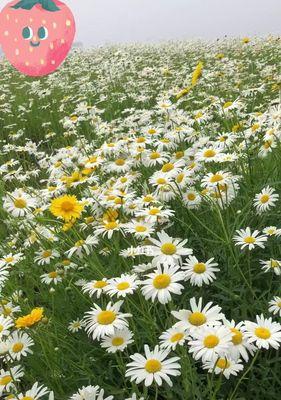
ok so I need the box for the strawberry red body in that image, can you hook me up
[0,0,76,76]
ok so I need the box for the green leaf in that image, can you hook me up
[11,0,60,11]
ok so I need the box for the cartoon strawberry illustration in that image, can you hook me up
[0,0,76,76]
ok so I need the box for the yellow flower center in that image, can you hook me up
[97,311,116,325]
[12,342,24,353]
[223,101,233,109]
[244,236,256,244]
[260,194,270,204]
[161,243,177,255]
[150,152,160,159]
[156,178,167,185]
[115,159,125,166]
[4,257,14,263]
[0,324,4,332]
[277,301,281,308]
[204,334,220,348]
[149,208,160,215]
[187,193,196,201]
[203,149,216,158]
[42,250,52,258]
[153,274,171,289]
[117,282,130,291]
[21,397,34,400]
[145,359,162,373]
[255,327,271,340]
[175,151,184,159]
[210,174,223,183]
[193,263,206,274]
[14,198,27,209]
[170,332,184,343]
[162,163,174,172]
[135,225,147,233]
[94,281,108,289]
[188,312,207,326]
[104,221,118,230]
[112,337,124,346]
[176,173,184,183]
[0,375,12,385]
[48,271,58,279]
[148,129,157,134]
[216,358,230,369]
[75,240,85,247]
[231,328,243,345]
[270,260,279,268]
[143,195,154,202]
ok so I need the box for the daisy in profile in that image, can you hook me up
[7,331,34,361]
[260,259,281,275]
[100,328,134,353]
[94,220,123,239]
[159,327,189,350]
[0,365,24,394]
[3,189,37,217]
[172,297,224,331]
[203,357,244,379]
[233,227,267,250]
[263,226,281,237]
[105,274,139,298]
[17,382,50,400]
[68,319,84,333]
[182,256,219,286]
[70,385,113,400]
[141,265,185,304]
[83,301,132,340]
[146,231,193,266]
[188,325,232,362]
[0,315,14,338]
[125,345,181,387]
[65,236,98,258]
[268,297,281,317]
[223,320,256,362]
[243,314,281,350]
[253,186,279,214]
[50,195,84,221]
[82,279,109,298]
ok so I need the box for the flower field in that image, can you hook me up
[0,37,280,400]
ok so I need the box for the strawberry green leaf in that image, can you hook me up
[12,0,60,11]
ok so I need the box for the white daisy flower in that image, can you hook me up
[100,327,134,353]
[233,227,267,250]
[159,326,189,350]
[7,331,34,361]
[172,297,224,331]
[65,236,99,258]
[3,189,37,217]
[17,382,50,400]
[146,230,193,266]
[0,365,24,395]
[82,279,109,298]
[40,271,62,285]
[125,345,181,387]
[253,186,279,213]
[243,314,281,350]
[182,256,219,286]
[105,274,139,298]
[83,301,132,341]
[203,357,244,379]
[188,325,232,362]
[268,296,281,317]
[141,265,185,304]
[34,249,60,265]
[260,259,281,275]
[0,315,14,338]
[223,320,256,362]
[263,226,281,237]
[70,385,113,400]
[68,319,84,333]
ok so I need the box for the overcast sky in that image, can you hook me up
[0,0,280,46]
